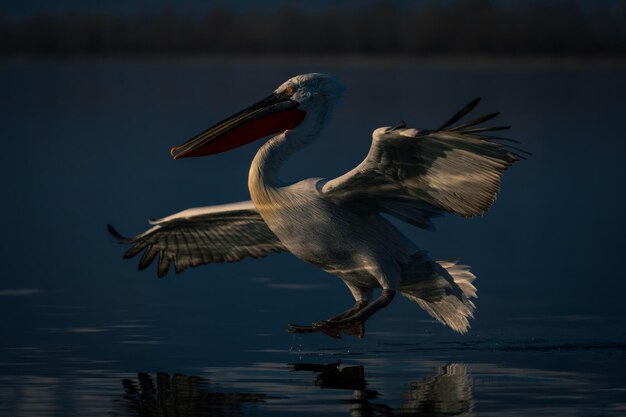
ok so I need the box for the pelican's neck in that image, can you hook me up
[248,114,324,192]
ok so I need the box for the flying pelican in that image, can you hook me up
[109,73,524,339]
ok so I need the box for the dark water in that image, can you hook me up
[1,59,626,416]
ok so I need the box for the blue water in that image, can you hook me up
[1,59,625,416]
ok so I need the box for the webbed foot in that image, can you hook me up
[288,322,341,338]
[327,319,365,339]
[288,319,365,339]
[287,299,372,339]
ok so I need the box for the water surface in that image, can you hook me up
[1,59,625,416]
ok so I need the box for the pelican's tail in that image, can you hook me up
[399,254,477,334]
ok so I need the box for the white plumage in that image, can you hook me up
[110,73,524,338]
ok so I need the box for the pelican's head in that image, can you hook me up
[170,73,344,159]
[274,73,344,114]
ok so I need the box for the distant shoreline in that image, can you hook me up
[2,54,626,69]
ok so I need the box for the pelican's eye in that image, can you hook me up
[284,85,296,96]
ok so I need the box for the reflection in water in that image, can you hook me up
[403,363,473,416]
[292,361,380,398]
[116,372,265,417]
[2,357,624,416]
[291,361,473,417]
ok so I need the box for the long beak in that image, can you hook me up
[170,93,306,159]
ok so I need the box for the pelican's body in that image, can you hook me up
[110,73,523,338]
[250,152,414,299]
[253,175,412,290]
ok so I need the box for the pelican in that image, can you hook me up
[109,73,524,339]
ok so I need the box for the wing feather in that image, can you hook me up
[109,201,286,277]
[447,111,499,131]
[322,99,523,226]
[437,97,481,130]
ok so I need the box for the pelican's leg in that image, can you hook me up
[287,301,368,338]
[288,286,371,338]
[338,289,396,323]
[326,299,369,322]
[319,266,398,338]
[326,284,372,321]
[318,289,396,339]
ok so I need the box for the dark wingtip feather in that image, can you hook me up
[107,224,131,242]
[123,243,145,259]
[437,97,481,131]
[157,254,170,278]
[138,246,157,270]
[462,125,511,134]
[477,136,531,159]
[475,135,523,145]
[391,120,407,130]
[447,111,500,132]
[504,145,532,158]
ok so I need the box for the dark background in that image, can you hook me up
[1,0,626,57]
[1,1,625,416]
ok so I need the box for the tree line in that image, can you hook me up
[1,1,625,57]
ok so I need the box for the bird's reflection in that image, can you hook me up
[118,372,265,417]
[115,364,471,417]
[291,361,473,417]
[402,363,474,416]
[292,361,381,399]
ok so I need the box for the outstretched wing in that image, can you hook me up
[108,201,286,277]
[321,98,526,229]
